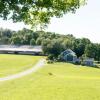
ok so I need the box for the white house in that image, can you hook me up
[83,58,94,66]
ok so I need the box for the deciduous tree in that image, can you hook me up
[0,0,86,28]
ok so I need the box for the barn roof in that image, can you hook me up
[61,49,76,57]
[0,45,42,53]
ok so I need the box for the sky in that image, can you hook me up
[0,0,100,43]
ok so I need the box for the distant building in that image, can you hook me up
[0,45,42,55]
[83,58,94,66]
[60,49,77,63]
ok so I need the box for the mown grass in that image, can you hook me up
[0,54,43,77]
[0,62,100,100]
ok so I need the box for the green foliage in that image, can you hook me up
[11,36,22,45]
[47,60,54,64]
[42,39,64,58]
[0,28,100,62]
[73,38,90,57]
[30,38,36,45]
[0,0,86,28]
[47,54,55,60]
[85,43,100,61]
[36,37,44,45]
[62,39,74,49]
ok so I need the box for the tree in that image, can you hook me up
[30,39,36,45]
[85,43,97,59]
[85,43,100,62]
[62,39,74,50]
[97,44,100,62]
[19,33,32,44]
[0,0,86,29]
[73,38,90,57]
[32,32,39,40]
[73,39,83,57]
[42,38,51,54]
[42,39,64,58]
[11,36,22,45]
[36,37,45,45]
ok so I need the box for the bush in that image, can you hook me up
[57,55,62,61]
[74,61,81,65]
[47,60,54,64]
[81,62,85,66]
[47,54,54,60]
[97,61,100,64]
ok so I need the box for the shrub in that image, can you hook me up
[74,61,81,65]
[47,60,54,64]
[81,62,85,66]
[47,54,54,60]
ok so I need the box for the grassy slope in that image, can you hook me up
[0,62,100,100]
[0,54,43,77]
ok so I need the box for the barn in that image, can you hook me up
[60,49,77,63]
[0,45,42,55]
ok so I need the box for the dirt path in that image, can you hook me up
[0,59,45,82]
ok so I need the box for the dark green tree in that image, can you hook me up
[85,43,97,59]
[11,36,22,45]
[73,38,90,57]
[30,38,36,45]
[42,39,64,58]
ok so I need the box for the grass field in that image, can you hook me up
[0,54,42,77]
[0,59,100,100]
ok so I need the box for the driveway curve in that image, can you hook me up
[0,59,45,82]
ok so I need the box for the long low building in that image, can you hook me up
[0,45,42,55]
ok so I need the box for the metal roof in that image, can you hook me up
[0,45,42,53]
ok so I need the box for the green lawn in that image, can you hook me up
[0,54,42,77]
[0,61,100,100]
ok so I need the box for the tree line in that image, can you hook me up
[0,28,100,62]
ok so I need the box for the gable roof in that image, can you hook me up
[61,49,76,57]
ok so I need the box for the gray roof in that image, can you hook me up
[0,45,42,53]
[61,49,76,57]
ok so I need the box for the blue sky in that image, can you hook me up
[0,0,100,43]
